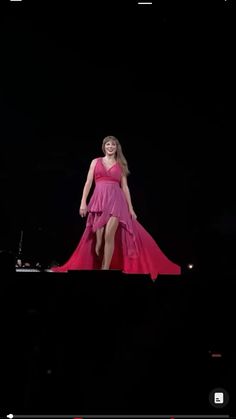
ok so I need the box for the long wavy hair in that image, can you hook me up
[102,135,130,176]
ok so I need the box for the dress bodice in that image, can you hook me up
[94,157,122,184]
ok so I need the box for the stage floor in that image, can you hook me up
[0,270,235,416]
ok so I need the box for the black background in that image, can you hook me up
[1,0,235,270]
[0,1,236,416]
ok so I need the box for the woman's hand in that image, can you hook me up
[79,204,88,218]
[129,208,137,220]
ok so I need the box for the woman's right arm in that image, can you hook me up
[80,158,97,208]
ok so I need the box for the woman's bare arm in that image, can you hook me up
[121,174,134,211]
[80,159,97,206]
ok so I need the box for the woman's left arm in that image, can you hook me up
[121,175,137,219]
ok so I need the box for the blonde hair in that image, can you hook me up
[102,135,130,176]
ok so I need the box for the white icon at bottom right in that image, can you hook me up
[214,392,224,404]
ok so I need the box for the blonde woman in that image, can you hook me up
[51,136,181,280]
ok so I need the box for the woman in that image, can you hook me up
[51,135,181,280]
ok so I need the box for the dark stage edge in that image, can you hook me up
[0,270,235,416]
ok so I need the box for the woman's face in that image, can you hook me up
[104,140,117,157]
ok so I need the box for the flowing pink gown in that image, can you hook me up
[51,157,181,280]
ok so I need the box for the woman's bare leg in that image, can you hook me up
[95,226,104,256]
[102,216,119,269]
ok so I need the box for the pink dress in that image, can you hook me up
[51,157,181,280]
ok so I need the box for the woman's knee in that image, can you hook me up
[105,218,119,242]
